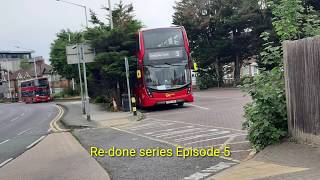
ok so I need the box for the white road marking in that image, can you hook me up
[162,129,218,139]
[47,112,52,118]
[175,131,231,142]
[0,158,13,168]
[231,149,253,153]
[129,122,174,131]
[144,126,194,135]
[147,109,203,118]
[184,135,238,145]
[184,162,237,180]
[17,128,32,136]
[154,128,203,138]
[20,113,25,117]
[151,117,247,133]
[185,103,209,110]
[0,139,9,145]
[126,122,162,130]
[47,128,52,132]
[10,116,20,122]
[26,135,46,149]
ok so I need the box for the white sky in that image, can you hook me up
[0,0,177,62]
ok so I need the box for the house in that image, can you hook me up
[0,51,71,100]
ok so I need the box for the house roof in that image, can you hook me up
[8,63,52,81]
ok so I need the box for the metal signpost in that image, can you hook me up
[66,43,95,120]
[124,57,132,112]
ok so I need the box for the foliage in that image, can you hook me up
[93,96,107,104]
[173,0,273,84]
[20,59,32,70]
[49,30,83,80]
[197,68,218,89]
[242,0,320,150]
[242,68,287,150]
[84,1,142,101]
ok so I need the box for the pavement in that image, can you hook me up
[209,141,320,180]
[59,101,142,128]
[0,132,110,180]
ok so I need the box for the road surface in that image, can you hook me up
[0,103,58,167]
[74,88,252,179]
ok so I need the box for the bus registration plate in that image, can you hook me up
[166,100,177,104]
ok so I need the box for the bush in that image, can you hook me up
[64,88,79,97]
[241,67,287,150]
[197,70,218,90]
[94,96,107,104]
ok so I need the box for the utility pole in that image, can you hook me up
[76,45,85,114]
[124,57,132,112]
[33,57,37,78]
[80,44,91,120]
[108,0,113,29]
[5,59,12,101]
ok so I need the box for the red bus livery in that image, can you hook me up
[20,77,51,103]
[136,26,194,107]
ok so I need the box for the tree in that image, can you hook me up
[84,1,142,103]
[173,0,273,85]
[49,30,83,80]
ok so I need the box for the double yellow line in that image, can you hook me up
[50,105,69,132]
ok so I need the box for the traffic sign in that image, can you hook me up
[66,44,95,64]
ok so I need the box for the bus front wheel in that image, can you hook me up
[177,102,184,107]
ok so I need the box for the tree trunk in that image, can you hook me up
[234,53,241,84]
[215,58,224,87]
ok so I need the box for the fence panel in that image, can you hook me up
[283,36,320,144]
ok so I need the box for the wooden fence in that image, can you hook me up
[283,36,320,145]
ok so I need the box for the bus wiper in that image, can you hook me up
[144,64,169,68]
[164,63,185,66]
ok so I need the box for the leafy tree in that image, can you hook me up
[173,0,273,85]
[84,1,142,103]
[49,30,83,80]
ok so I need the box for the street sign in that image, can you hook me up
[66,44,95,64]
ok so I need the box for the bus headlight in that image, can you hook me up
[146,88,153,97]
[187,85,191,94]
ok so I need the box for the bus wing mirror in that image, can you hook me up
[137,70,142,79]
[193,63,198,72]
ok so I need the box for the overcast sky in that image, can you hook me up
[0,0,177,62]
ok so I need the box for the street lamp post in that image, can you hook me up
[107,0,113,29]
[56,0,88,27]
[56,0,91,120]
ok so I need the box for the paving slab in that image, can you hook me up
[0,132,110,180]
[208,141,320,180]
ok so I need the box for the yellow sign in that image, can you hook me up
[193,63,198,71]
[137,70,142,79]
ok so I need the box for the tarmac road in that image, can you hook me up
[0,103,59,167]
[74,88,251,179]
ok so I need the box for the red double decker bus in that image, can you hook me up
[20,77,51,103]
[135,26,194,107]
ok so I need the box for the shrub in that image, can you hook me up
[197,70,218,89]
[241,67,287,150]
[94,96,107,104]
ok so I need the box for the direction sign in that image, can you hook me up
[66,44,95,64]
